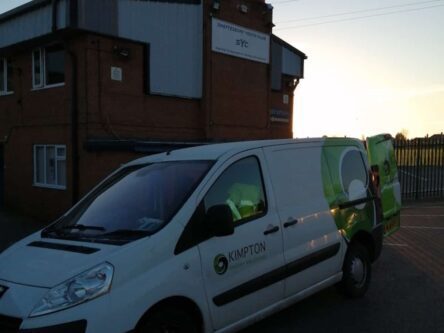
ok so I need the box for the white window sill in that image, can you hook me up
[0,91,14,97]
[31,82,65,91]
[33,183,67,191]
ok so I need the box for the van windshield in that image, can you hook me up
[42,161,213,244]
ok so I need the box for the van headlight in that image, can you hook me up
[30,262,114,317]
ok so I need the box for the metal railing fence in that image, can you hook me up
[394,135,444,200]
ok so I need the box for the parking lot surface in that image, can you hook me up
[1,201,443,332]
[241,201,444,333]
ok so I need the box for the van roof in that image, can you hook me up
[125,137,363,166]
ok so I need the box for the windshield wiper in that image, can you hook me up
[61,224,106,232]
[95,229,150,241]
[42,224,105,238]
[41,228,149,245]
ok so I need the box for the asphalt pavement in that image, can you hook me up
[241,201,444,333]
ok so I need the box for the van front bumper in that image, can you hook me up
[18,320,87,333]
[0,314,86,333]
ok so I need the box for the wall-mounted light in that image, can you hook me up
[112,46,130,59]
[287,78,300,90]
[213,0,220,10]
[239,4,248,13]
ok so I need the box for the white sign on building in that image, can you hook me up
[212,18,270,64]
[111,66,123,81]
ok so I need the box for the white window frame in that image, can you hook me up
[0,57,13,96]
[32,47,65,90]
[32,49,44,89]
[33,144,67,190]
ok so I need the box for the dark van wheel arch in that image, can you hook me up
[137,297,202,333]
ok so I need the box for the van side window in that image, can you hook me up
[204,157,266,224]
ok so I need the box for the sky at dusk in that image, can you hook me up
[1,0,443,139]
[270,0,444,139]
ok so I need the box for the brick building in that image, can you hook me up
[0,0,306,221]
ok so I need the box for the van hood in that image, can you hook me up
[0,235,122,288]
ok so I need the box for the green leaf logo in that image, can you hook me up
[214,254,228,275]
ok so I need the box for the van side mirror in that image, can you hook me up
[206,205,234,237]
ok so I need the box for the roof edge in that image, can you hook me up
[272,34,307,59]
[0,27,151,55]
[0,0,52,25]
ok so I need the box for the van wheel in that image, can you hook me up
[339,242,371,298]
[139,306,199,333]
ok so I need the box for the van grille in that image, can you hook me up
[0,314,22,332]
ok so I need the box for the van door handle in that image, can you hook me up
[263,225,280,235]
[283,219,298,228]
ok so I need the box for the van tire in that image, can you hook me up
[339,242,371,298]
[139,306,199,333]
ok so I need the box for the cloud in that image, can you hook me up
[405,85,444,99]
[366,84,444,104]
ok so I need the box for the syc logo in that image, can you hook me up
[0,285,7,299]
[236,39,249,48]
[214,254,229,275]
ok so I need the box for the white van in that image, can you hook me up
[0,136,401,333]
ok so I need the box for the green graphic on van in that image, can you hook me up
[214,254,229,275]
[321,139,376,240]
[366,134,402,236]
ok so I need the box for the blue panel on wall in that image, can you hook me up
[282,47,303,78]
[117,0,203,99]
[0,0,68,49]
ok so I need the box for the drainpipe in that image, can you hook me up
[68,49,79,205]
[51,0,59,32]
[53,0,79,204]
[52,0,79,204]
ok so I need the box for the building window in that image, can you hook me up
[0,58,13,95]
[34,145,67,189]
[32,45,65,89]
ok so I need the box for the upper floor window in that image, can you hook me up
[0,58,13,95]
[32,45,65,89]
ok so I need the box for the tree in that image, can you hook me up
[395,129,408,141]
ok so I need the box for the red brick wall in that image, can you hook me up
[0,9,298,220]
[202,0,293,140]
[4,126,72,221]
[78,36,204,142]
[270,74,296,138]
[74,34,206,198]
[0,47,73,221]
